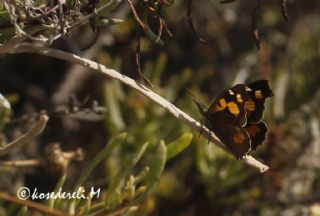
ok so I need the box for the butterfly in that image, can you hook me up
[191,80,274,159]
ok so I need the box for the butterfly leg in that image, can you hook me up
[195,117,205,138]
[196,118,214,144]
[200,118,214,144]
[199,119,204,138]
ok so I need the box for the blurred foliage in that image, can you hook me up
[0,94,10,132]
[1,0,320,216]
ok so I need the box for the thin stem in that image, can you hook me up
[0,159,41,167]
[0,192,64,216]
[0,25,49,53]
[0,114,49,156]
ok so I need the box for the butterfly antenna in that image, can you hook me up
[184,87,202,103]
[185,87,207,116]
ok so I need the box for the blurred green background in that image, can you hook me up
[1,0,320,215]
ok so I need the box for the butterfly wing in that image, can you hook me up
[191,81,272,159]
[206,84,249,126]
[206,113,251,159]
[203,84,251,159]
[245,80,274,123]
[244,121,268,151]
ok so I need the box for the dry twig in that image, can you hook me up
[0,114,49,156]
[0,192,64,216]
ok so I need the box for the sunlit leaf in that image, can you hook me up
[166,133,193,160]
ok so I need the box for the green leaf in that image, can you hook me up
[166,133,193,160]
[49,174,66,210]
[104,81,126,133]
[67,133,127,214]
[141,10,165,46]
[105,142,149,209]
[74,132,126,190]
[97,0,121,16]
[133,166,150,185]
[150,52,168,84]
[104,206,138,216]
[80,196,92,215]
[87,202,105,215]
[144,28,165,46]
[96,18,124,26]
[16,206,28,216]
[122,206,139,216]
[133,141,167,203]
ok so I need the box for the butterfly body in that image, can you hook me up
[192,80,274,159]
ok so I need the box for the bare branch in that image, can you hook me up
[9,44,269,173]
[0,25,49,54]
[135,30,154,87]
[0,192,64,216]
[0,159,41,167]
[127,0,148,30]
[68,1,116,30]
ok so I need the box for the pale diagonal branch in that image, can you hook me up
[9,44,269,173]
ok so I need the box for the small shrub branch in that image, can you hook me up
[0,114,49,156]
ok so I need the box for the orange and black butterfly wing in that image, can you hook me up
[206,84,249,126]
[244,122,268,151]
[204,84,251,159]
[206,113,251,159]
[245,80,274,123]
